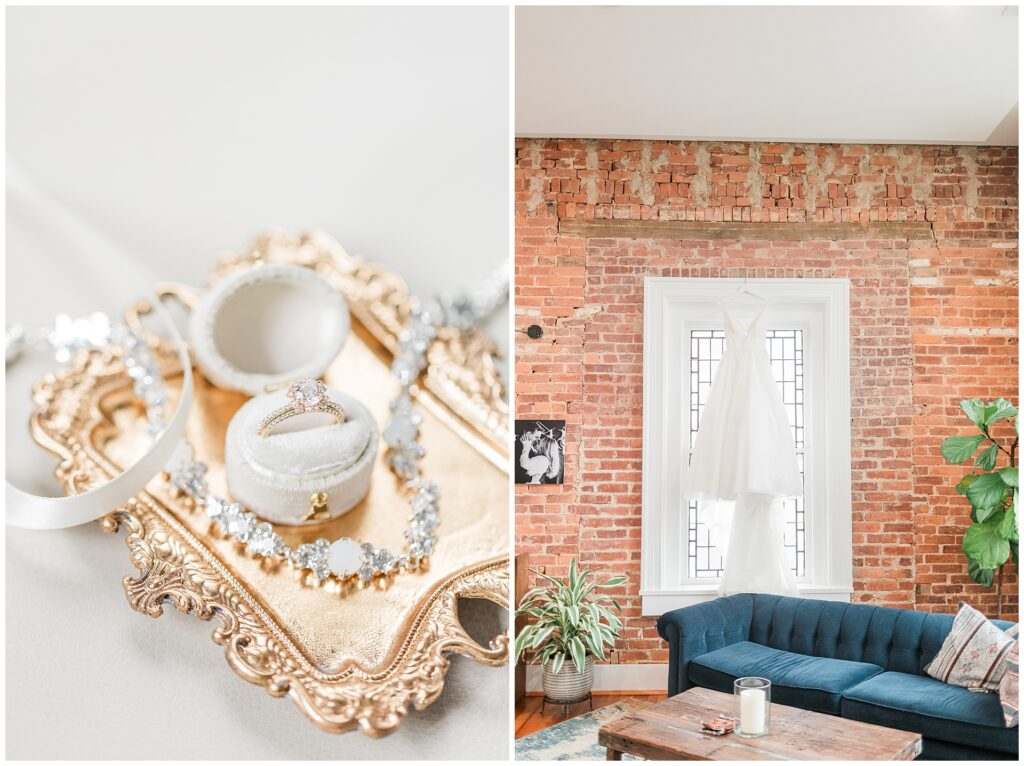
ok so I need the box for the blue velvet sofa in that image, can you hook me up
[657,594,1017,760]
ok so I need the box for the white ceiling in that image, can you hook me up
[516,5,1019,145]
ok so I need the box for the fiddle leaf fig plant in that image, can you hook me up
[513,559,624,675]
[941,398,1018,615]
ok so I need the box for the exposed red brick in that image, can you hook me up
[516,139,1019,666]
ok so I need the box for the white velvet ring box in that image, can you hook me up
[224,387,379,525]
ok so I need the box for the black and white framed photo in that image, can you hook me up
[515,419,565,484]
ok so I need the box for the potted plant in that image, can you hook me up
[941,397,1019,618]
[513,559,624,702]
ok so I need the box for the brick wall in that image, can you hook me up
[515,140,1018,665]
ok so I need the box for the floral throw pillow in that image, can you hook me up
[924,602,1016,692]
[998,641,1019,727]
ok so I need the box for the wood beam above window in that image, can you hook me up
[558,219,935,242]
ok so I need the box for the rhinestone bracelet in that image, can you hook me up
[8,263,507,588]
[6,313,171,437]
[167,300,445,585]
[7,304,440,585]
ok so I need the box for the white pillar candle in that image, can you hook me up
[739,687,766,735]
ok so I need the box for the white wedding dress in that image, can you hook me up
[682,303,801,596]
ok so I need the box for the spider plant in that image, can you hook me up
[513,559,625,675]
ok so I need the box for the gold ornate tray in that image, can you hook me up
[29,231,509,737]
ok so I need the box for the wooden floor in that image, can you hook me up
[515,693,668,739]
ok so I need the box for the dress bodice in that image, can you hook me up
[723,303,768,348]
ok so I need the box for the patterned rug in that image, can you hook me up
[515,699,650,761]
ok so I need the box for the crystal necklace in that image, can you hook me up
[7,261,508,587]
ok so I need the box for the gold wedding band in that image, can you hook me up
[257,378,347,437]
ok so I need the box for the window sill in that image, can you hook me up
[641,585,853,616]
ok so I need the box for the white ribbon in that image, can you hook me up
[5,165,194,529]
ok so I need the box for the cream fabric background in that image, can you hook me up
[5,6,509,760]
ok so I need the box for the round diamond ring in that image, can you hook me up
[257,379,347,437]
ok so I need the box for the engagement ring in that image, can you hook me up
[257,379,346,437]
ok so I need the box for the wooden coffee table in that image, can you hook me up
[598,687,922,760]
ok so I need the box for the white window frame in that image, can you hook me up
[641,278,852,615]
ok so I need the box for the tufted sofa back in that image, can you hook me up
[747,594,1015,675]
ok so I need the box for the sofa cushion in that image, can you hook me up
[842,671,1017,755]
[688,640,883,714]
[745,594,1017,676]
